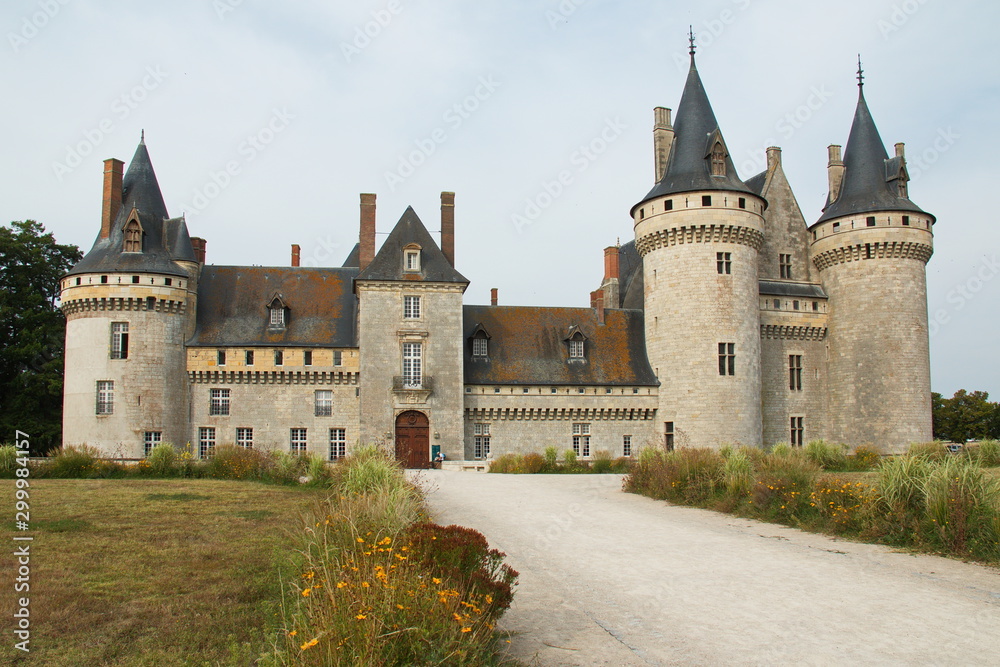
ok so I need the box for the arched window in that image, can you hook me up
[710,143,726,176]
[897,175,908,198]
[123,220,142,252]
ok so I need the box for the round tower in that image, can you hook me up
[61,140,198,457]
[632,43,766,449]
[809,69,934,451]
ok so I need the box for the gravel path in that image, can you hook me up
[411,470,1000,666]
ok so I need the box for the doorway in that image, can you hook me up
[395,410,430,469]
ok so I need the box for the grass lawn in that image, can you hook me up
[1,479,329,666]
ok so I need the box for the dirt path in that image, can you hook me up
[412,470,1000,666]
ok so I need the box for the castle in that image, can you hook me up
[60,47,935,465]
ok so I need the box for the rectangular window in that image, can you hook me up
[718,343,735,376]
[773,299,781,309]
[402,343,422,388]
[779,254,792,279]
[315,390,332,417]
[217,350,226,366]
[164,278,172,286]
[866,216,876,227]
[789,355,803,391]
[812,301,819,312]
[334,350,343,366]
[902,215,910,226]
[199,427,216,458]
[209,388,231,416]
[474,423,491,459]
[833,222,841,232]
[404,250,420,271]
[793,300,800,310]
[403,295,421,319]
[716,252,732,275]
[143,431,161,457]
[329,428,346,461]
[303,350,313,366]
[245,350,254,366]
[569,339,584,358]
[738,197,746,209]
[270,308,284,326]
[702,195,712,207]
[664,422,675,451]
[290,428,308,453]
[622,435,632,457]
[96,380,114,415]
[664,199,673,211]
[472,337,488,357]
[274,350,283,366]
[790,417,804,447]
[110,322,129,359]
[236,427,253,449]
[572,423,591,457]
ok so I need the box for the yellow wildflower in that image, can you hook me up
[300,638,319,650]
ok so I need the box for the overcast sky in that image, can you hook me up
[2,0,998,398]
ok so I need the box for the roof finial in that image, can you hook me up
[688,26,696,57]
[140,128,145,145]
[856,54,864,88]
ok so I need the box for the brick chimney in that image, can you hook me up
[490,288,498,306]
[827,145,845,203]
[191,237,207,264]
[291,244,301,267]
[591,290,605,324]
[101,158,124,240]
[441,191,455,267]
[603,246,620,281]
[359,193,376,271]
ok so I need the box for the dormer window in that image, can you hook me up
[470,324,491,359]
[403,244,421,272]
[267,294,287,328]
[270,307,284,326]
[898,177,908,198]
[566,327,587,360]
[710,142,726,176]
[123,211,143,253]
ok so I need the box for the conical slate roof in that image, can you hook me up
[633,52,755,215]
[816,85,929,224]
[66,137,195,277]
[355,206,468,284]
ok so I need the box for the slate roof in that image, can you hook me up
[356,207,468,284]
[816,86,930,224]
[66,139,194,278]
[188,266,358,347]
[617,241,645,310]
[744,170,767,196]
[758,280,827,299]
[463,306,657,386]
[632,53,756,215]
[342,243,360,268]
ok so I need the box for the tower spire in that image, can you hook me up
[688,26,696,57]
[856,55,864,88]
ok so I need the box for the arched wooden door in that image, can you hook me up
[395,411,430,469]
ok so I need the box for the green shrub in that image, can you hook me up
[205,444,273,480]
[847,445,881,471]
[543,446,559,471]
[487,453,522,474]
[145,443,178,476]
[333,446,401,494]
[0,444,19,475]
[610,456,631,473]
[922,457,1000,558]
[521,452,546,474]
[46,445,102,478]
[591,450,614,474]
[810,476,874,532]
[751,453,819,520]
[770,442,793,457]
[804,440,848,470]
[562,448,578,469]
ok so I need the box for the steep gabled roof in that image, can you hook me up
[66,138,194,277]
[356,207,468,284]
[816,85,930,224]
[632,52,756,215]
[189,266,359,347]
[463,306,657,386]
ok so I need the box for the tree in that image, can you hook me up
[932,389,1000,443]
[0,220,82,454]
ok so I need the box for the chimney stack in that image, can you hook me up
[653,107,674,182]
[291,244,301,267]
[191,237,207,264]
[827,144,845,203]
[101,158,124,240]
[359,193,376,271]
[766,146,781,171]
[490,288,498,306]
[441,191,455,267]
[603,246,620,281]
[591,290,605,324]
[895,142,905,158]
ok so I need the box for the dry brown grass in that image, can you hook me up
[0,479,327,665]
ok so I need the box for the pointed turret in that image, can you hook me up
[816,68,930,224]
[66,136,195,277]
[633,44,755,214]
[356,207,468,284]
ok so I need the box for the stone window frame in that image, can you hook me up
[716,252,732,275]
[209,388,231,416]
[403,295,421,319]
[790,416,805,447]
[403,243,422,273]
[143,431,161,457]
[789,354,803,391]
[779,253,792,279]
[572,423,591,458]
[473,423,491,460]
[290,428,308,453]
[622,434,632,457]
[314,390,333,417]
[245,350,255,366]
[110,322,129,360]
[718,342,735,376]
[236,427,254,449]
[329,428,347,461]
[198,427,216,458]
[96,380,114,415]
[402,342,423,388]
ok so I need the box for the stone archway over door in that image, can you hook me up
[395,410,430,469]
